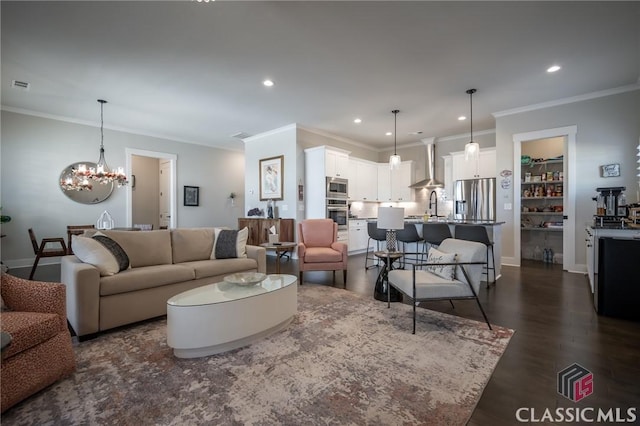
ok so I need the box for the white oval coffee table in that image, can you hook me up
[166,274,297,358]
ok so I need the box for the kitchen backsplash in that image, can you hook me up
[349,189,453,219]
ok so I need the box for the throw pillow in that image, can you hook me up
[210,227,248,260]
[72,233,130,276]
[426,247,457,280]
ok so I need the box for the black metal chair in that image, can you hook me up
[454,225,496,287]
[422,223,452,251]
[396,223,425,267]
[365,222,387,269]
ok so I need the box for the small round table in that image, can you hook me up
[259,242,297,274]
[373,251,404,302]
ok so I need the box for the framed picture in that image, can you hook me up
[259,155,284,200]
[601,163,620,178]
[184,186,200,206]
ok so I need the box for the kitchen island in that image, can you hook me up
[358,218,504,282]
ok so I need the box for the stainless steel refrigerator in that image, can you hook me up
[454,178,496,221]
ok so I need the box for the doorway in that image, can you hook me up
[125,148,177,229]
[513,126,577,272]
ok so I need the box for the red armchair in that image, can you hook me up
[1,273,76,412]
[297,219,348,287]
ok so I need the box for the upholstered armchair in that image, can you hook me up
[0,273,76,412]
[387,238,492,333]
[297,219,348,287]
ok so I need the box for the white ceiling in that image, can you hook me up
[2,1,639,152]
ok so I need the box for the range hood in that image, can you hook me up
[410,143,443,188]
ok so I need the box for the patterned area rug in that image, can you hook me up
[2,285,513,425]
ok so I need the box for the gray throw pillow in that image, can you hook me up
[210,227,248,259]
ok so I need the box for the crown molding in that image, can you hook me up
[436,128,496,142]
[242,123,297,142]
[0,105,243,153]
[296,125,375,151]
[492,83,640,118]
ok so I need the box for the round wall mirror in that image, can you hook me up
[59,162,114,204]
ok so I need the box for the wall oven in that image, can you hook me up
[326,198,348,230]
[326,177,348,199]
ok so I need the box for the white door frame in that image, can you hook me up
[126,148,177,229]
[513,125,577,272]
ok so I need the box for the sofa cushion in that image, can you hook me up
[171,228,216,263]
[71,234,129,276]
[180,258,259,280]
[425,247,457,280]
[99,230,172,268]
[99,264,195,296]
[211,228,248,259]
[0,311,61,359]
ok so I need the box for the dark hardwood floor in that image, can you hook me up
[16,254,640,424]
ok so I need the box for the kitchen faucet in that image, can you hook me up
[428,190,438,217]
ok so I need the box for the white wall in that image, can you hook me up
[0,110,245,266]
[243,125,299,226]
[495,89,640,266]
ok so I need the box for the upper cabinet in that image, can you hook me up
[325,148,350,178]
[350,158,378,201]
[444,148,496,193]
[377,160,414,202]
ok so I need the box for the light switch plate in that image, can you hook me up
[504,203,512,210]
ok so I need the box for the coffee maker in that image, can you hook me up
[593,186,627,226]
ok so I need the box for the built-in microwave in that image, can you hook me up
[326,177,348,199]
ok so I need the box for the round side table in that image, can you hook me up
[373,251,404,302]
[259,242,297,274]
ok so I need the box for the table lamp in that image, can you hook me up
[377,206,405,252]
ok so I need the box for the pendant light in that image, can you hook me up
[389,109,401,170]
[75,99,128,187]
[464,89,480,165]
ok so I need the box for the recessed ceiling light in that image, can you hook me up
[353,118,362,124]
[385,132,392,136]
[547,65,561,73]
[263,79,274,87]
[458,116,466,121]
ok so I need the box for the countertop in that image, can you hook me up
[589,225,640,231]
[352,217,505,226]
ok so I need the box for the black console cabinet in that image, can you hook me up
[596,237,640,321]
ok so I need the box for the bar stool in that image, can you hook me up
[365,222,387,269]
[455,225,495,287]
[396,223,425,267]
[422,223,452,251]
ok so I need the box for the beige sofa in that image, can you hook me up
[61,228,266,338]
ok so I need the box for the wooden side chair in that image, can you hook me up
[66,225,95,254]
[28,229,67,280]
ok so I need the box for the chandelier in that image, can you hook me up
[60,172,92,192]
[75,99,128,187]
[389,109,401,170]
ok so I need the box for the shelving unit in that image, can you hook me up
[520,158,564,263]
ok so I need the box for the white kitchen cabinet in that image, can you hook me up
[349,158,378,201]
[377,161,414,202]
[392,161,415,201]
[451,148,496,181]
[348,220,369,253]
[443,155,454,200]
[377,164,392,202]
[326,149,350,178]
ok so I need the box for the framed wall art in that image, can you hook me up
[259,155,284,200]
[184,186,200,206]
[600,163,620,178]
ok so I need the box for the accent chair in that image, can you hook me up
[297,219,348,287]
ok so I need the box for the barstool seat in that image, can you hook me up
[396,223,425,266]
[365,222,387,269]
[454,225,496,287]
[422,223,452,250]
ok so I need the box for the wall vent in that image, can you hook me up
[11,80,30,90]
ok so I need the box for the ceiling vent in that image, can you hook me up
[11,80,30,91]
[230,131,252,139]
